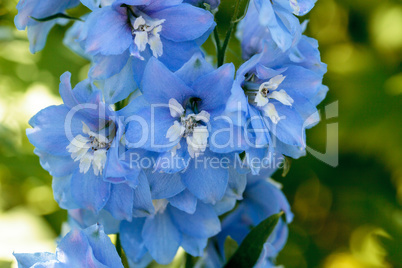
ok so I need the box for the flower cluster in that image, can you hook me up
[15,0,327,267]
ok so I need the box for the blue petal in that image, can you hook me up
[247,153,284,181]
[169,202,221,238]
[56,229,94,267]
[274,139,306,158]
[83,224,124,268]
[142,57,194,104]
[15,0,79,30]
[35,149,76,177]
[13,252,56,268]
[27,105,84,156]
[247,104,271,147]
[192,63,235,116]
[213,195,237,216]
[27,21,56,53]
[142,210,182,264]
[89,52,130,80]
[68,209,121,234]
[132,171,155,217]
[59,72,100,109]
[181,151,229,204]
[272,104,305,147]
[127,253,153,268]
[281,65,323,100]
[120,218,148,263]
[83,6,132,55]
[175,53,214,87]
[153,3,214,42]
[158,37,203,72]
[181,234,208,257]
[53,175,80,210]
[104,183,134,221]
[143,0,183,12]
[63,19,91,59]
[145,169,186,199]
[125,106,177,152]
[99,57,138,104]
[226,165,247,199]
[254,0,298,52]
[112,0,151,8]
[15,0,79,53]
[153,143,191,173]
[209,118,248,153]
[71,169,111,213]
[168,189,197,214]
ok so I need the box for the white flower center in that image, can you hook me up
[132,15,165,58]
[166,98,210,158]
[246,75,294,124]
[66,122,113,176]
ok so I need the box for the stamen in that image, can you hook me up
[67,122,114,176]
[166,98,210,158]
[127,7,166,58]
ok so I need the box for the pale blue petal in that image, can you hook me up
[132,171,155,217]
[192,63,235,116]
[142,210,182,264]
[174,53,214,87]
[153,4,214,42]
[142,57,194,104]
[14,252,56,268]
[53,175,80,210]
[71,169,111,213]
[120,218,148,263]
[169,202,221,238]
[83,224,124,268]
[168,189,197,214]
[104,183,134,221]
[84,6,132,55]
[181,151,229,204]
[145,169,185,199]
[181,234,208,257]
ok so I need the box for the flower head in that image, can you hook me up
[14,0,80,53]
[27,72,141,218]
[80,0,215,84]
[14,224,123,268]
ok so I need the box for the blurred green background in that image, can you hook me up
[0,0,401,267]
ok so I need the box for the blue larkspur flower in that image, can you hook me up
[125,54,248,204]
[237,0,317,55]
[120,200,221,265]
[227,36,327,172]
[64,165,247,265]
[199,165,293,268]
[26,72,142,219]
[14,0,80,53]
[79,0,215,85]
[14,224,123,268]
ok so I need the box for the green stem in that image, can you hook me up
[185,253,193,268]
[213,26,221,58]
[217,0,245,67]
[115,234,130,268]
[116,233,122,257]
[30,13,83,22]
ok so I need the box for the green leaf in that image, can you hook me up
[224,236,239,261]
[30,13,82,22]
[224,212,283,268]
[282,156,292,177]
